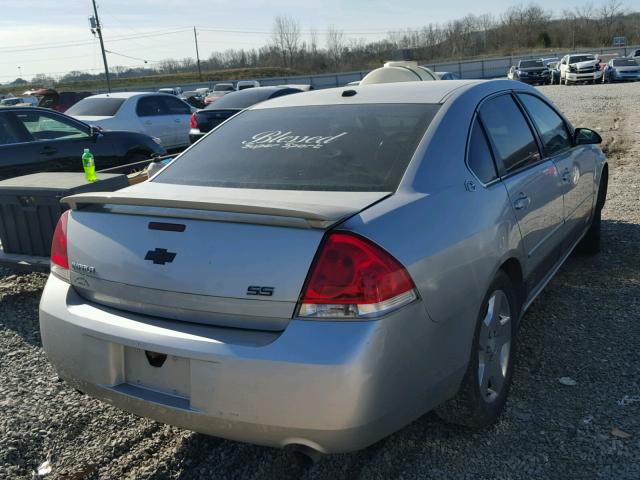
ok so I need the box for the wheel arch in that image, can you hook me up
[498,257,525,313]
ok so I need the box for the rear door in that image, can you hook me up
[516,93,596,250]
[160,96,192,148]
[135,95,175,148]
[479,93,565,290]
[0,111,37,179]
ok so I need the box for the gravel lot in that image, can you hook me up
[1,82,639,480]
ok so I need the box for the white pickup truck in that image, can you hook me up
[559,54,604,85]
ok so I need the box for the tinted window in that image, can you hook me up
[205,89,282,110]
[467,119,498,184]
[136,96,167,117]
[162,96,191,115]
[66,97,126,116]
[213,84,235,92]
[479,95,539,173]
[13,111,88,141]
[0,114,26,145]
[518,94,571,157]
[155,104,439,191]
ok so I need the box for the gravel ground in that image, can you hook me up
[1,82,639,480]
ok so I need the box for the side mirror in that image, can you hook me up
[574,128,602,145]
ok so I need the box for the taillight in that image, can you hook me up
[298,232,416,319]
[190,112,198,129]
[51,210,70,281]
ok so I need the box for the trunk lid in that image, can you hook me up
[64,182,389,331]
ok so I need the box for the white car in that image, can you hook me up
[0,96,39,107]
[236,80,260,90]
[360,61,437,85]
[66,92,194,149]
[559,54,604,85]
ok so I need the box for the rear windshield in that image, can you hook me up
[612,58,638,66]
[520,60,543,68]
[213,84,235,92]
[65,97,126,117]
[155,103,439,191]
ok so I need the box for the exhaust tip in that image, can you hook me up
[285,444,324,466]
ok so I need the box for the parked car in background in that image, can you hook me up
[204,83,236,105]
[542,57,560,67]
[36,89,93,112]
[180,91,206,109]
[603,57,640,83]
[189,86,303,144]
[41,79,607,455]
[559,54,603,85]
[629,49,640,61]
[507,59,549,85]
[194,87,210,96]
[547,62,561,84]
[67,92,194,150]
[0,107,165,180]
[360,61,437,85]
[435,72,460,80]
[158,87,183,96]
[0,96,39,107]
[236,80,260,90]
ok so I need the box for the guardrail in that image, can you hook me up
[99,44,639,93]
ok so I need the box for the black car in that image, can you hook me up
[0,107,166,180]
[189,86,303,144]
[508,59,550,85]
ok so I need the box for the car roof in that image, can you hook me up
[251,80,487,109]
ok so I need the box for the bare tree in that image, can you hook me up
[272,15,301,68]
[326,26,346,68]
[599,0,626,44]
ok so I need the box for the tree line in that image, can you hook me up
[7,0,640,86]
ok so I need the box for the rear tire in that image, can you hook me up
[435,271,519,428]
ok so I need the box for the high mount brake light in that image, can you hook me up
[50,210,70,281]
[298,232,417,319]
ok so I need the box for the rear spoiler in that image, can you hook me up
[62,191,389,229]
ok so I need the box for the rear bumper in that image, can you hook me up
[518,75,548,84]
[611,72,640,81]
[188,129,205,144]
[39,274,463,453]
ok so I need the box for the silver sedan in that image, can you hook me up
[40,79,608,455]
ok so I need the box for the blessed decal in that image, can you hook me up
[242,131,348,150]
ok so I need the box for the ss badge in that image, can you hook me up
[247,286,275,297]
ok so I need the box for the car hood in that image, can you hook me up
[570,60,598,68]
[612,65,640,72]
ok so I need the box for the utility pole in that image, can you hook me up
[194,26,202,82]
[90,0,111,92]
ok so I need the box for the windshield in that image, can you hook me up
[1,98,21,106]
[66,97,126,117]
[155,103,440,191]
[213,84,235,92]
[569,55,595,63]
[612,58,638,67]
[520,60,543,68]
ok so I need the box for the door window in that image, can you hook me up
[136,96,168,117]
[467,118,498,184]
[517,94,572,157]
[162,96,191,115]
[479,94,540,174]
[0,114,27,145]
[12,111,89,141]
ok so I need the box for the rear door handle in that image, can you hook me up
[39,146,57,156]
[513,193,531,211]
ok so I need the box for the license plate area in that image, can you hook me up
[124,347,190,399]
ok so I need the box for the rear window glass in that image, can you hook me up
[66,97,126,116]
[204,89,278,110]
[612,59,638,66]
[155,104,439,191]
[213,84,235,92]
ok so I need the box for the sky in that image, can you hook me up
[0,0,618,83]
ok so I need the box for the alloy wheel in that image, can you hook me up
[478,290,512,403]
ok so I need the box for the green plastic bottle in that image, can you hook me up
[82,148,97,182]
